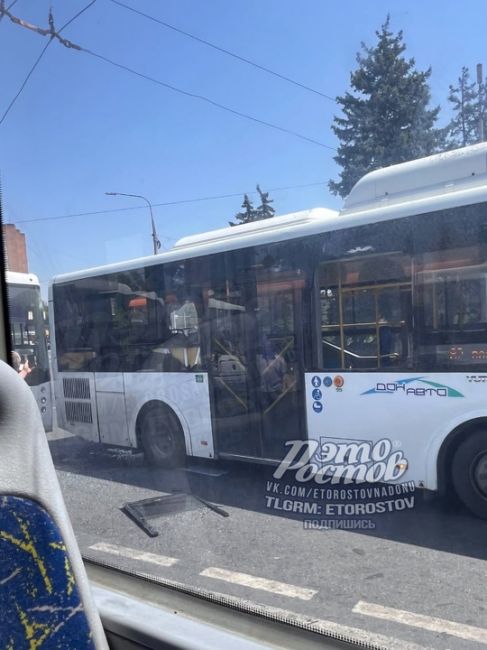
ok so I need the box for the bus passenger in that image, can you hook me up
[11,350,32,379]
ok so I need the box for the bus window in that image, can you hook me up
[319,253,412,369]
[162,297,201,370]
[163,262,202,371]
[54,269,202,373]
[415,246,487,369]
[8,282,50,386]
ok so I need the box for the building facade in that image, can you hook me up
[3,224,28,273]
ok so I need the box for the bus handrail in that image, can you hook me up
[322,338,400,361]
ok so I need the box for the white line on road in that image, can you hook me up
[89,542,179,567]
[199,567,316,601]
[85,545,428,649]
[354,600,487,645]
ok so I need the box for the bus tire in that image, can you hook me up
[140,406,186,469]
[451,430,487,519]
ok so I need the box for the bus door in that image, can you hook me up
[207,286,261,457]
[207,266,305,460]
[255,275,306,459]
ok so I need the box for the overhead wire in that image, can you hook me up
[0,0,19,21]
[1,3,335,150]
[81,48,335,150]
[0,0,97,125]
[109,0,336,102]
[15,181,326,225]
[0,40,52,124]
[59,0,97,31]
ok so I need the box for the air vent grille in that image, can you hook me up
[65,400,93,424]
[63,377,90,400]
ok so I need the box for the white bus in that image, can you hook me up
[7,272,53,431]
[50,143,487,517]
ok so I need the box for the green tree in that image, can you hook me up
[229,194,257,226]
[446,66,487,147]
[446,67,479,147]
[255,184,275,220]
[329,17,443,198]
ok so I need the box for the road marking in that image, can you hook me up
[354,600,487,645]
[199,567,316,601]
[89,542,178,567]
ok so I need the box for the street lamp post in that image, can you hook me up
[105,192,161,255]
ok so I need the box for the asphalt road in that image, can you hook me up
[48,428,487,650]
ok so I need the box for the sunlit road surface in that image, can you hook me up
[49,428,487,650]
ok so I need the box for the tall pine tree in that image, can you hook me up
[229,186,275,226]
[229,194,257,226]
[255,185,275,220]
[329,18,443,198]
[446,66,487,147]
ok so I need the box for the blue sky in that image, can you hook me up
[1,0,486,296]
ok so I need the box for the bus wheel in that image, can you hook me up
[451,430,487,519]
[140,407,185,469]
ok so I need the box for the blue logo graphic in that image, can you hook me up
[312,388,322,400]
[312,401,323,413]
[361,376,464,398]
[311,376,321,388]
[323,376,333,387]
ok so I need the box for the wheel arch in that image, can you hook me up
[437,417,487,497]
[135,399,190,454]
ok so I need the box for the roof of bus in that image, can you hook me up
[51,143,487,286]
[51,207,337,284]
[341,142,487,214]
[6,272,40,287]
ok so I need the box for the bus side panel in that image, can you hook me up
[123,372,214,458]
[304,372,484,490]
[94,373,130,447]
[54,372,100,443]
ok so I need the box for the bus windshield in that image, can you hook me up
[8,283,50,386]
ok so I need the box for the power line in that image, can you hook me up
[15,181,326,225]
[58,0,97,32]
[0,2,89,45]
[0,40,52,125]
[109,0,336,103]
[82,48,335,150]
[0,0,18,22]
[1,4,335,150]
[0,1,96,125]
